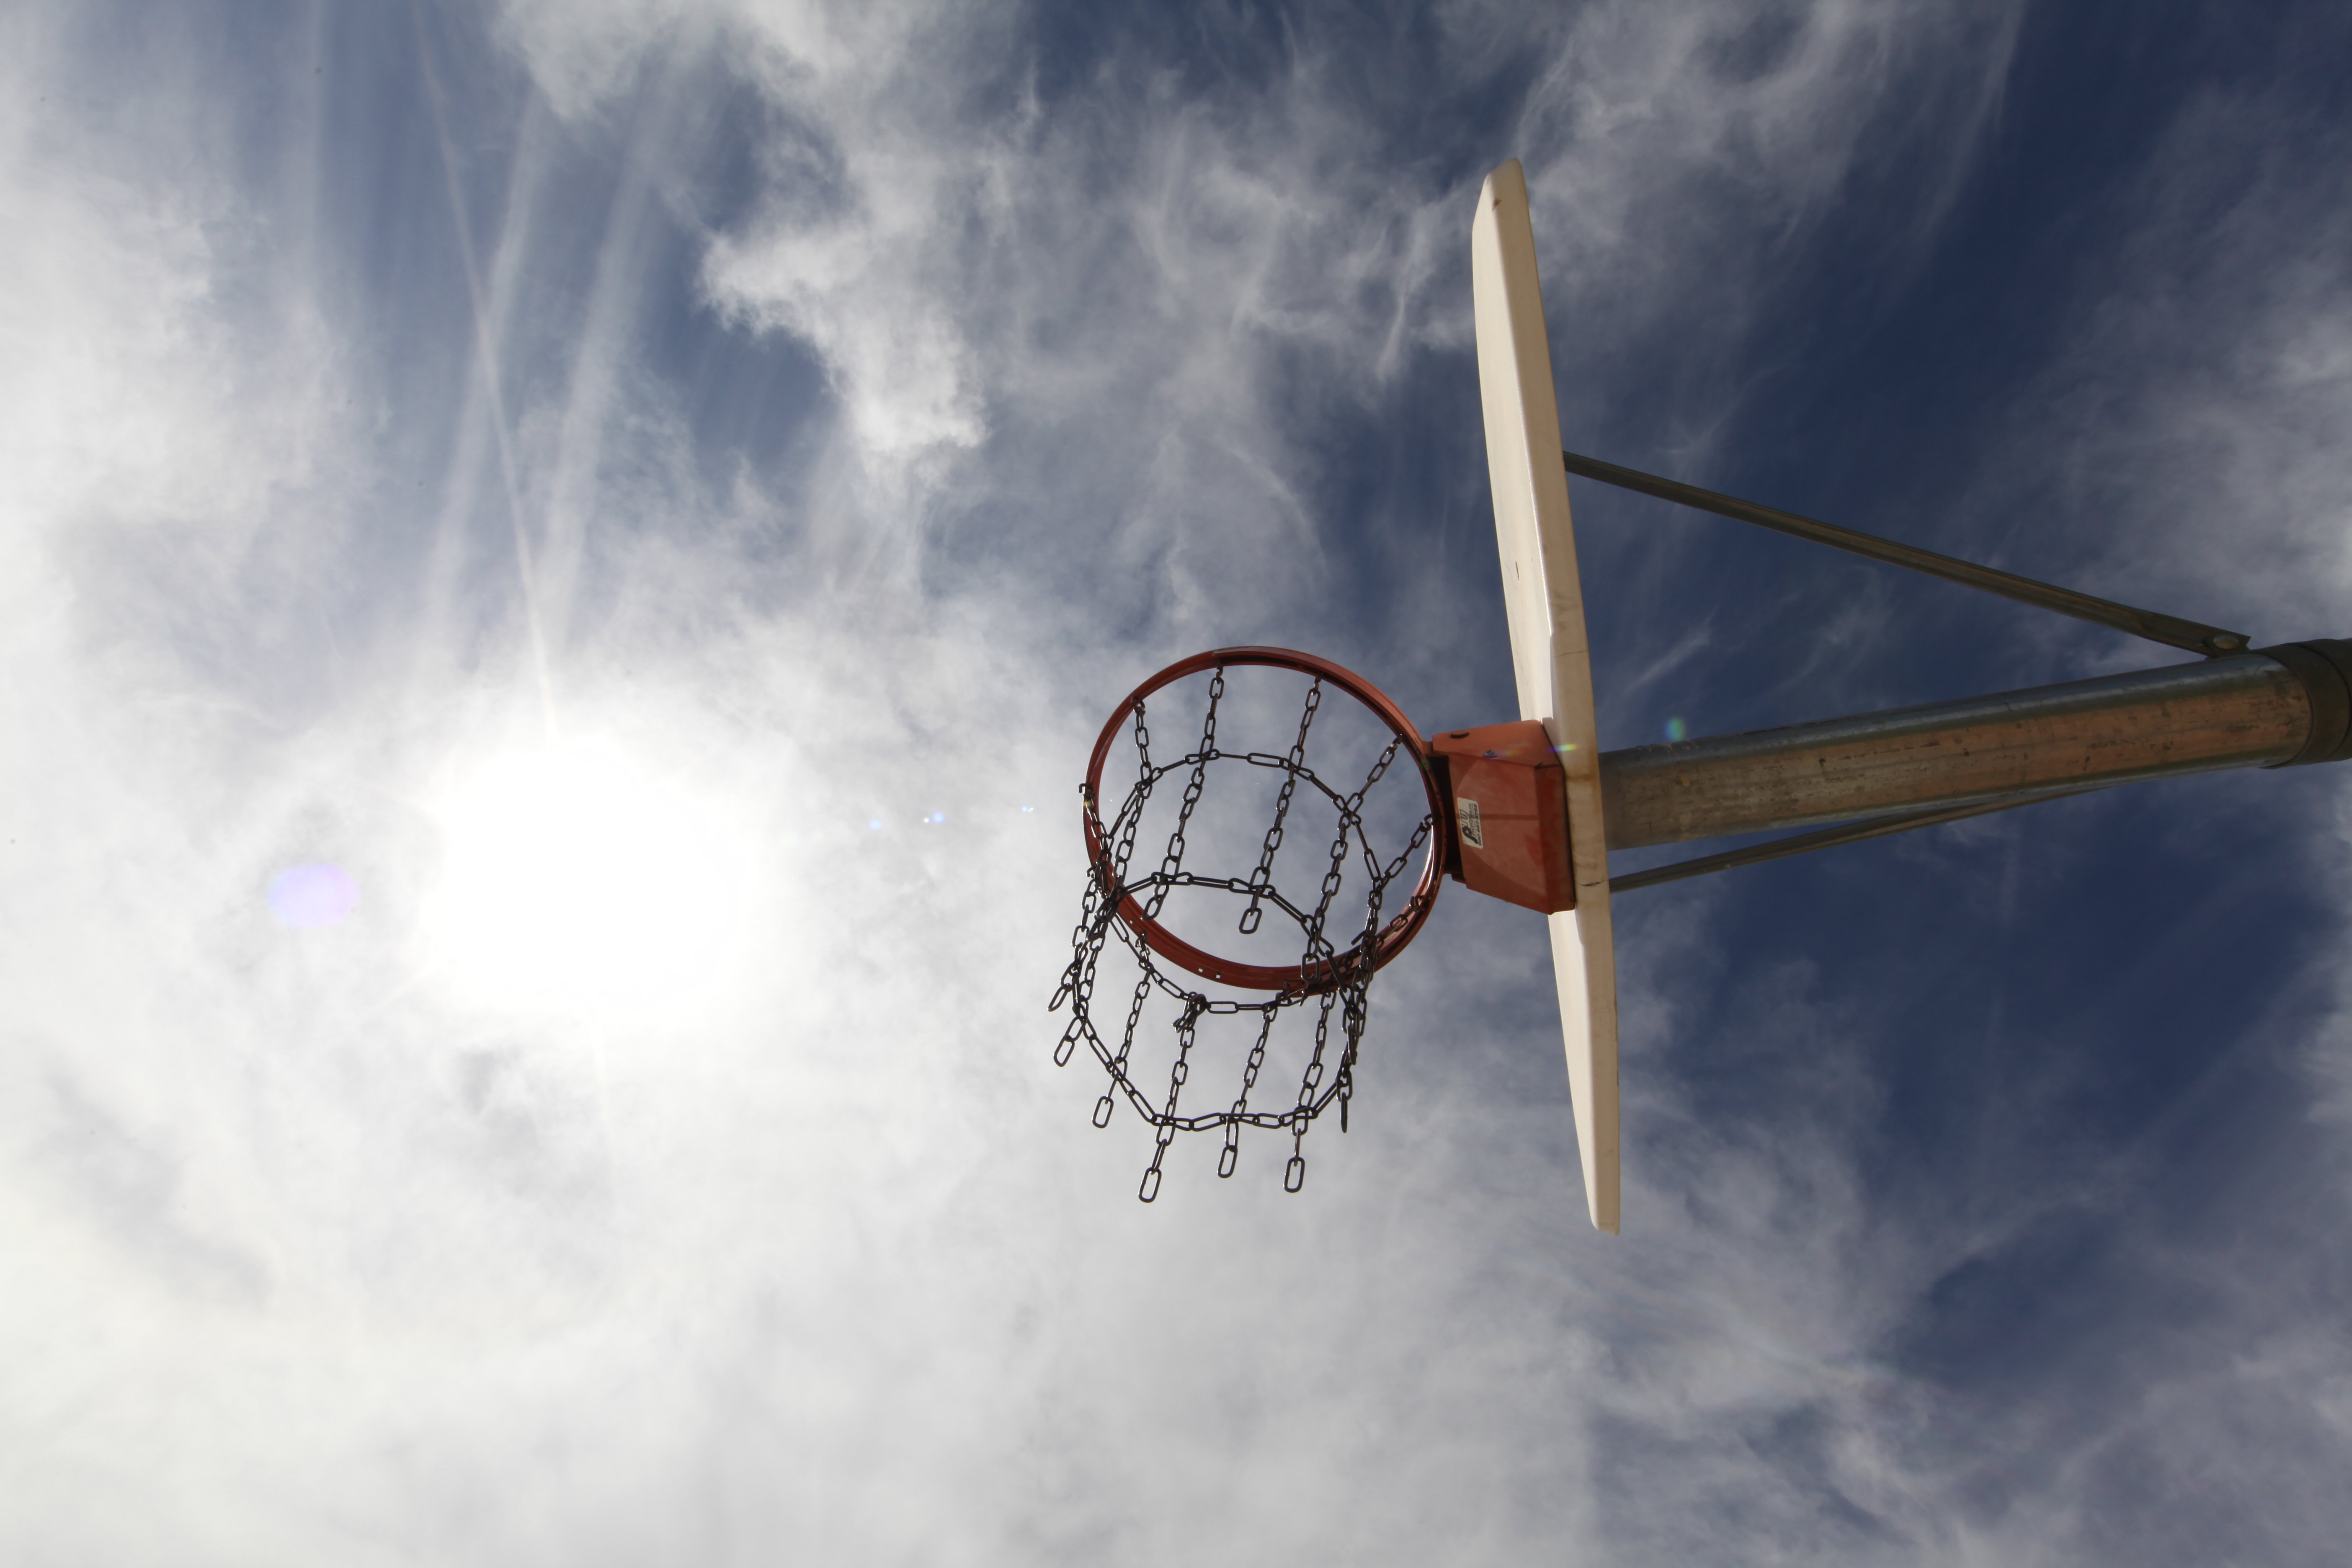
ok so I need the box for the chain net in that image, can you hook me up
[1051,663,1437,1201]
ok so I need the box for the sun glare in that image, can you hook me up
[424,740,757,1021]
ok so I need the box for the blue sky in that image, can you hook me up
[6,1,2351,1562]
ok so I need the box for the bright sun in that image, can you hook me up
[424,738,757,1021]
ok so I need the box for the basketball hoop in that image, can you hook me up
[1050,648,1447,1201]
[1050,161,2349,1229]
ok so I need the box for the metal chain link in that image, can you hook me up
[1144,671,1223,920]
[1050,663,1436,1201]
[1238,678,1321,935]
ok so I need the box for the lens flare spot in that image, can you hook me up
[1663,717,1688,742]
[268,863,358,928]
[424,740,755,1019]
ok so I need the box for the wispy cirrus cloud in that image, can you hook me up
[12,1,2352,1564]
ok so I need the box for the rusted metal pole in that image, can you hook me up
[1599,645,2351,851]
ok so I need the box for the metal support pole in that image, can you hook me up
[1549,444,2352,884]
[1599,646,2351,853]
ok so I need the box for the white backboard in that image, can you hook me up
[1471,160,1620,1234]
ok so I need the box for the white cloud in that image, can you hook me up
[2019,94,2352,644]
[21,0,2352,1563]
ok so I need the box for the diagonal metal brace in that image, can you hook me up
[1607,786,2108,895]
[1563,449,2250,658]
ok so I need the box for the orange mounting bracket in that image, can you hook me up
[1428,720,1575,914]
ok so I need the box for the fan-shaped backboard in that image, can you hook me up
[1471,160,1620,1234]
